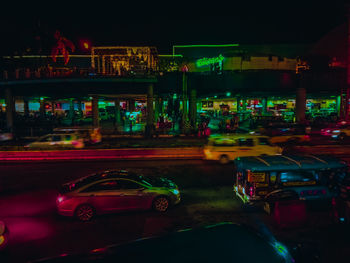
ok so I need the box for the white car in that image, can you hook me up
[203,134,282,164]
[26,133,84,149]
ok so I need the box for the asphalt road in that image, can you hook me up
[1,160,350,263]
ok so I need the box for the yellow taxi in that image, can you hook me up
[203,134,282,164]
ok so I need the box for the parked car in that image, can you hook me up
[203,134,282,164]
[0,221,9,251]
[26,134,84,149]
[57,170,181,221]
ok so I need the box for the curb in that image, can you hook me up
[0,148,204,161]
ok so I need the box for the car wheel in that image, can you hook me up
[75,204,95,221]
[153,196,170,212]
[219,155,230,164]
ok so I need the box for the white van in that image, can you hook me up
[203,134,282,164]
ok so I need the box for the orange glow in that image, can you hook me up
[83,42,89,49]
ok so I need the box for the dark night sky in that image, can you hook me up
[0,1,348,55]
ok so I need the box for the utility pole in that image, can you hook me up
[346,4,350,120]
[181,65,189,133]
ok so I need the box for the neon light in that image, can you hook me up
[196,54,224,67]
[173,44,239,56]
[226,92,231,97]
[159,54,183,58]
[0,235,4,245]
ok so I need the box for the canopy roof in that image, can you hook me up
[234,155,347,172]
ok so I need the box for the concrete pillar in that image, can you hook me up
[262,97,268,115]
[77,100,83,118]
[114,99,121,124]
[182,72,188,122]
[242,99,247,111]
[51,101,55,115]
[92,96,99,127]
[236,98,241,112]
[5,87,14,131]
[129,99,135,112]
[336,95,341,117]
[296,88,306,123]
[346,5,350,120]
[69,99,75,125]
[160,97,165,115]
[145,84,154,137]
[23,97,29,117]
[39,98,45,118]
[154,96,160,123]
[189,89,197,128]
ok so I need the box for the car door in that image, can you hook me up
[50,135,63,147]
[80,180,126,213]
[256,137,276,155]
[116,179,151,210]
[237,137,255,157]
[32,135,53,147]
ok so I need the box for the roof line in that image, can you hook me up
[173,44,239,56]
[254,156,271,167]
[281,155,301,167]
[306,155,328,165]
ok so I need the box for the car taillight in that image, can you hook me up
[332,197,337,206]
[249,186,254,197]
[57,195,71,203]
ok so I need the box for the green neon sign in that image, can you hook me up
[196,54,224,67]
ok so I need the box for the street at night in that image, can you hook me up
[2,2,350,262]
[0,159,349,262]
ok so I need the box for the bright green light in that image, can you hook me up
[226,92,231,97]
[159,54,183,58]
[196,54,224,67]
[206,97,209,100]
[214,95,217,98]
[173,44,239,56]
[173,93,177,99]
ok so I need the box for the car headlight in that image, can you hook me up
[171,189,180,195]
